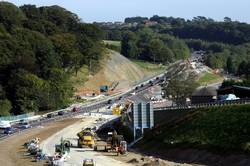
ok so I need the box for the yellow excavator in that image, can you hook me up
[77,128,95,148]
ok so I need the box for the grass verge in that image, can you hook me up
[197,71,223,85]
[131,59,167,72]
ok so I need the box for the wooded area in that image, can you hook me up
[0,2,104,115]
[101,15,250,76]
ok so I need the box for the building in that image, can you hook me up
[128,95,154,140]
[191,86,217,104]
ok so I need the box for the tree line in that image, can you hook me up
[100,15,250,77]
[121,28,190,64]
[0,2,104,116]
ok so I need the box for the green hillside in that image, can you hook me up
[0,2,104,115]
[138,105,250,153]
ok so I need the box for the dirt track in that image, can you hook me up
[0,119,78,166]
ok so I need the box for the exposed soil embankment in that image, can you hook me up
[78,50,159,95]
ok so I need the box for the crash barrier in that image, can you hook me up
[0,112,34,122]
[0,100,109,141]
[154,98,250,111]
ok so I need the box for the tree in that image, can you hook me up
[149,39,164,63]
[121,31,138,58]
[7,69,47,114]
[0,3,104,115]
[47,68,73,109]
[224,17,232,23]
[226,56,235,73]
[237,60,248,76]
[125,16,148,23]
[0,2,26,30]
[162,72,198,105]
[50,33,81,70]
[0,99,12,116]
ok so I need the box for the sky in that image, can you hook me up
[6,0,250,23]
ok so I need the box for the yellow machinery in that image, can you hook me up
[112,104,122,115]
[112,101,132,116]
[77,128,95,148]
[83,159,95,166]
[94,131,127,156]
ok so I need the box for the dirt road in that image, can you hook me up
[0,119,78,166]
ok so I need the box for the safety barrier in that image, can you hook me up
[154,99,250,111]
[0,112,34,122]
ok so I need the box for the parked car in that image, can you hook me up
[19,122,31,129]
[58,111,65,116]
[4,127,14,134]
[72,107,80,112]
[47,113,53,118]
[107,99,113,104]
[0,121,11,129]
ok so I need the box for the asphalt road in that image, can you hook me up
[0,70,166,140]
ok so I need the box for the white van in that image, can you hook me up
[0,121,11,129]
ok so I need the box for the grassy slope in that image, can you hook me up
[70,65,89,89]
[103,40,121,47]
[197,71,224,86]
[131,59,167,72]
[138,105,250,153]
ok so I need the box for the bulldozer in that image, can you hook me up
[77,128,95,148]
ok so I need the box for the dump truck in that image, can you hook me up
[77,128,95,148]
[94,131,127,155]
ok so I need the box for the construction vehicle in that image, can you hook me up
[107,131,127,155]
[112,104,123,115]
[112,101,132,116]
[77,128,95,148]
[55,138,71,155]
[94,130,127,156]
[83,159,95,166]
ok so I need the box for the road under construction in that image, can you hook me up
[0,61,193,166]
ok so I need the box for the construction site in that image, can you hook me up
[0,105,191,166]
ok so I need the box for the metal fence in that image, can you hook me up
[154,99,250,111]
[0,112,34,121]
